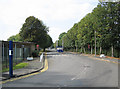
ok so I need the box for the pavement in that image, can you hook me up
[1,56,45,81]
[81,54,120,64]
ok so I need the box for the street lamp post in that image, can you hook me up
[95,30,96,56]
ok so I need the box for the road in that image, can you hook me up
[3,52,118,87]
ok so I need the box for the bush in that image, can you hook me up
[32,50,39,57]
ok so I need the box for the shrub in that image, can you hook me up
[32,50,39,57]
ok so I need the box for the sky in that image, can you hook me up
[0,0,99,43]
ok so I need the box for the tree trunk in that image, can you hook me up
[43,48,45,52]
[84,47,86,53]
[91,46,93,54]
[76,46,77,52]
[118,50,120,58]
[81,47,82,53]
[100,46,102,54]
[112,46,114,57]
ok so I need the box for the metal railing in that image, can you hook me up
[1,41,35,69]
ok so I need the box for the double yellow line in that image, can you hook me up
[0,53,48,84]
[41,55,48,72]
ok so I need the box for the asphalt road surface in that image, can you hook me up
[3,52,118,87]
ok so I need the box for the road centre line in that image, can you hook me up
[71,67,87,81]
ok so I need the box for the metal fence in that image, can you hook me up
[1,41,35,69]
[0,41,1,89]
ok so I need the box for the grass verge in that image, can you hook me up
[2,63,28,72]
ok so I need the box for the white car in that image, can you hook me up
[100,54,106,58]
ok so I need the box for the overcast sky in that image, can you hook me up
[0,0,99,43]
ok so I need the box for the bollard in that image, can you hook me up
[9,41,13,78]
[40,53,43,62]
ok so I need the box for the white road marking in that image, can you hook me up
[47,55,68,57]
[71,67,87,81]
[71,77,76,80]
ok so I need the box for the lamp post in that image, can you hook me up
[95,30,96,56]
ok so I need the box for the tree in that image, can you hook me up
[58,32,66,40]
[7,34,22,42]
[92,2,120,56]
[58,32,66,47]
[56,2,120,57]
[19,16,49,49]
[44,34,53,48]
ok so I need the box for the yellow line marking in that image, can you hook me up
[0,71,40,84]
[0,53,48,84]
[41,53,48,73]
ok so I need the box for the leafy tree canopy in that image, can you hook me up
[19,16,51,49]
[7,34,22,42]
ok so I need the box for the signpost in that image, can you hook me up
[9,41,13,77]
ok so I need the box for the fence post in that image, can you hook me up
[0,41,2,89]
[15,43,17,64]
[9,41,13,77]
[22,45,24,60]
[3,43,4,62]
